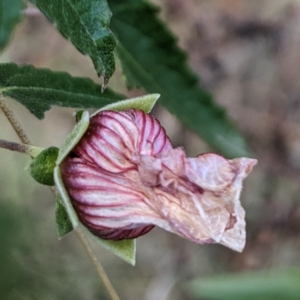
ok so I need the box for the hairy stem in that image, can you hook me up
[0,139,44,157]
[0,94,120,300]
[0,94,31,145]
[0,139,29,153]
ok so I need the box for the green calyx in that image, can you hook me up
[29,146,59,186]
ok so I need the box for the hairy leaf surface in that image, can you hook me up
[0,63,124,119]
[30,0,116,83]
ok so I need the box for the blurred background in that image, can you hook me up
[1,0,300,299]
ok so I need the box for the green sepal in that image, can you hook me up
[54,166,80,229]
[81,225,136,266]
[55,195,73,238]
[56,111,90,165]
[91,93,160,116]
[54,111,90,229]
[54,166,136,265]
[54,106,139,264]
[75,110,84,122]
[29,147,59,186]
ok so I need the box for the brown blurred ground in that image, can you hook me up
[1,1,300,299]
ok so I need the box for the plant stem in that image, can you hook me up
[0,94,31,145]
[0,94,120,300]
[76,226,120,300]
[0,139,45,157]
[0,139,29,154]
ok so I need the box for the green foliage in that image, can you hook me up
[29,0,116,84]
[188,269,300,300]
[0,0,25,51]
[54,108,137,264]
[54,166,80,229]
[83,226,136,266]
[0,63,124,119]
[109,0,250,158]
[55,195,73,238]
[29,147,59,186]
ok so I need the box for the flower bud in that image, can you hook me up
[60,109,257,252]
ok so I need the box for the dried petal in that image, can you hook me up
[61,109,257,251]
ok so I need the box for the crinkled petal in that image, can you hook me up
[61,109,257,251]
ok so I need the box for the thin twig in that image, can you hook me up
[76,226,120,300]
[0,94,120,300]
[0,94,31,144]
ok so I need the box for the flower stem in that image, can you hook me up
[0,94,120,300]
[76,226,120,300]
[0,94,31,145]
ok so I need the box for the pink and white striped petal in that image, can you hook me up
[61,109,257,252]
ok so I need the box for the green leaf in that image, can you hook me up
[55,195,73,238]
[29,146,59,186]
[0,0,25,51]
[29,0,116,83]
[81,226,136,266]
[91,93,160,116]
[0,63,124,119]
[188,269,300,300]
[109,0,250,158]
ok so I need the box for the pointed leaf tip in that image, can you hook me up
[55,195,73,238]
[91,93,160,116]
[29,0,116,81]
[82,226,136,266]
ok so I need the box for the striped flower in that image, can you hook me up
[61,109,257,252]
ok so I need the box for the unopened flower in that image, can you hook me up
[61,109,257,252]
